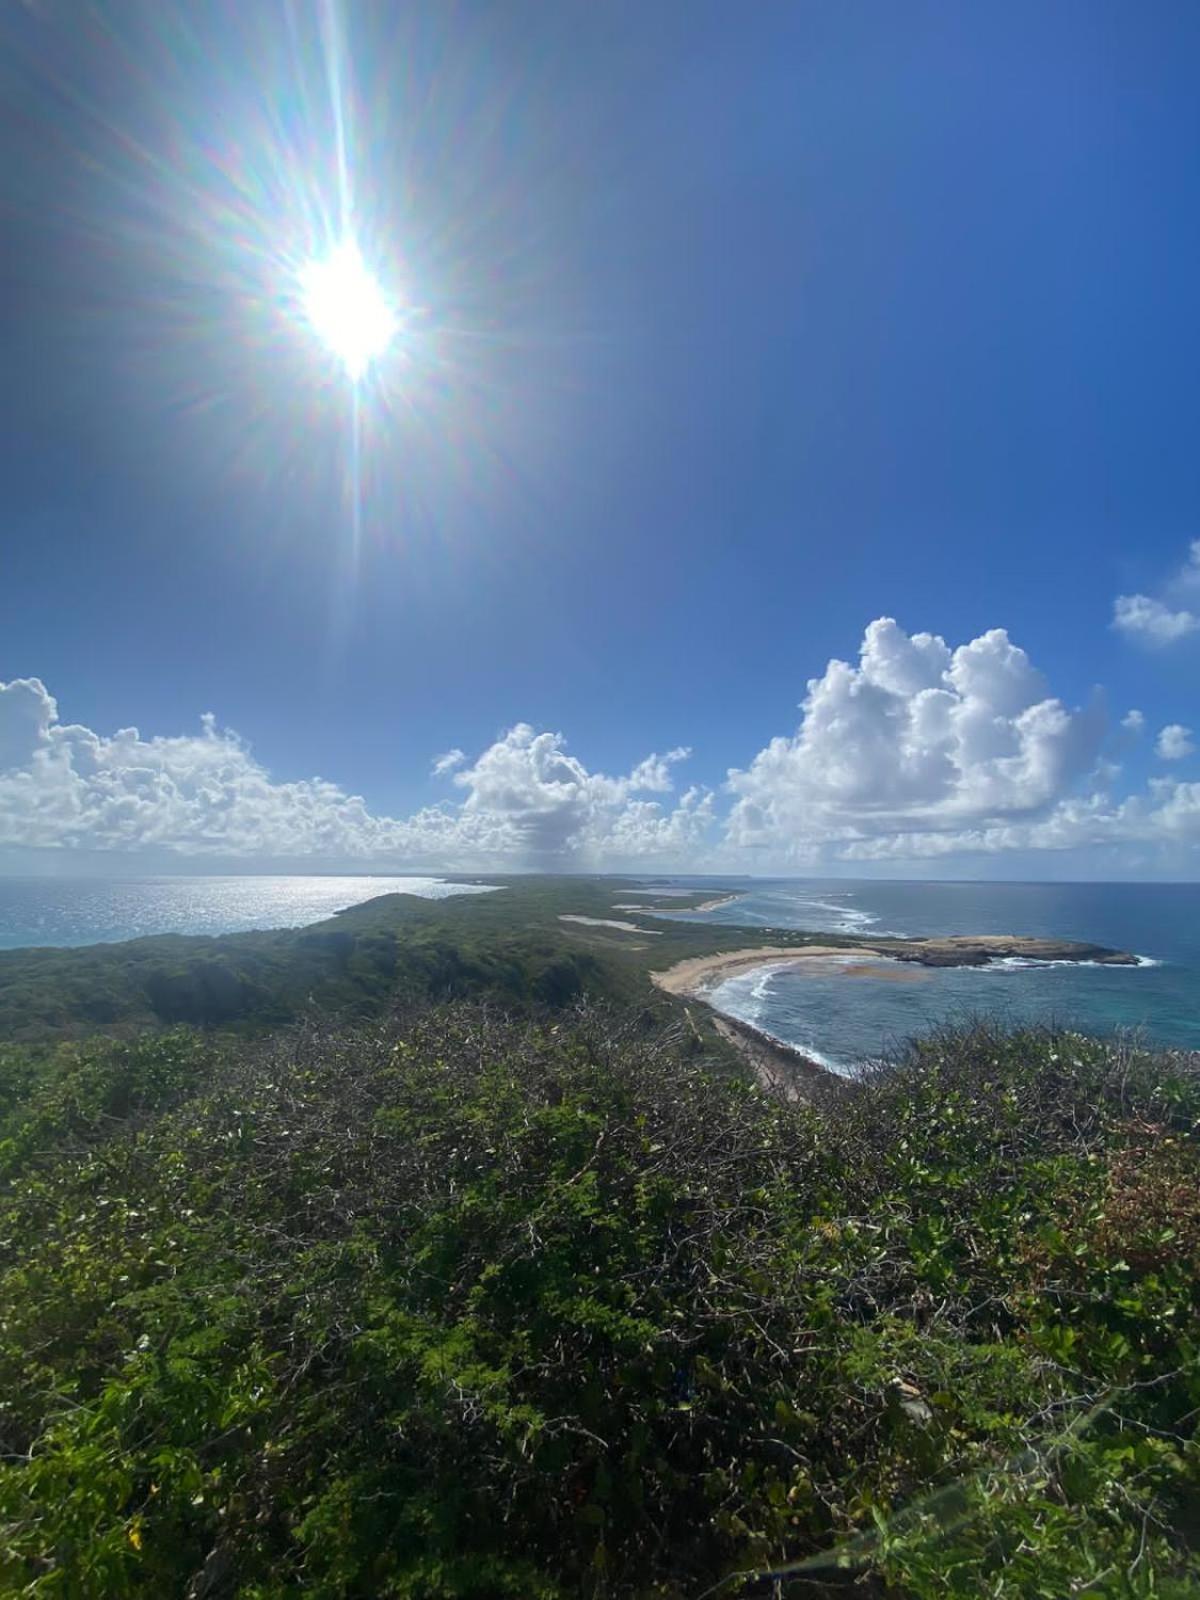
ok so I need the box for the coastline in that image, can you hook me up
[683,892,743,914]
[614,891,745,916]
[653,936,1140,1001]
[655,935,1141,1096]
[709,1013,840,1099]
[661,947,860,1097]
[652,945,859,997]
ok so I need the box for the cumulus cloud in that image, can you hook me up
[1113,542,1200,646]
[629,747,691,793]
[1142,778,1200,840]
[1156,724,1195,761]
[452,726,704,863]
[726,618,1106,860]
[1112,594,1199,646]
[4,625,1198,874]
[0,677,58,772]
[766,773,1200,863]
[0,680,711,869]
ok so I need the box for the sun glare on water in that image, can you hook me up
[299,240,398,380]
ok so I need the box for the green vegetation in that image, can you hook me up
[0,879,836,1042]
[1,1004,1198,1596]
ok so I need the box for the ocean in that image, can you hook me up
[657,879,1200,1072]
[0,875,496,950]
[0,874,1195,1073]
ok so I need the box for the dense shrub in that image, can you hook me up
[0,1010,1198,1596]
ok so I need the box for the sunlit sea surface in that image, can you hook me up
[1,875,1196,1072]
[652,879,1200,1073]
[0,876,496,950]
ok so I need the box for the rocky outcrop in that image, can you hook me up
[883,936,1139,967]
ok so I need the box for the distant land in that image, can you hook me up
[0,876,1137,1085]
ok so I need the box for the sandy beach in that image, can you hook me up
[613,892,743,915]
[559,914,662,935]
[686,893,743,913]
[653,931,1137,1098]
[651,945,863,997]
[652,934,1139,1000]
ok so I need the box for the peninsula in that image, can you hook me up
[652,933,1140,999]
[0,875,1138,1052]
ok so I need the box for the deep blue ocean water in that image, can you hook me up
[654,880,1200,1073]
[0,875,496,950]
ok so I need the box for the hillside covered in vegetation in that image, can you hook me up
[0,877,1136,1052]
[1,996,1199,1596]
[0,879,837,1042]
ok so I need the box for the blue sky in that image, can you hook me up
[1,0,1198,877]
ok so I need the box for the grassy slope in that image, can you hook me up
[0,1010,1198,1596]
[0,878,845,1042]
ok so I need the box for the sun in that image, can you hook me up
[299,240,398,380]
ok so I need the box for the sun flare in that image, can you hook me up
[299,240,397,380]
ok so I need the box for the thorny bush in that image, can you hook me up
[0,1009,1198,1596]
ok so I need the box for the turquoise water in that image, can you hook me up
[0,875,497,950]
[0,874,1195,1070]
[657,880,1200,1072]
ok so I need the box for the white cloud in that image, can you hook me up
[1156,723,1195,761]
[1144,778,1200,840]
[0,677,58,772]
[726,618,1105,860]
[452,726,703,864]
[720,618,1200,868]
[628,747,691,793]
[4,622,1198,875]
[0,681,711,869]
[1113,594,1199,646]
[791,777,1200,862]
[1113,542,1200,646]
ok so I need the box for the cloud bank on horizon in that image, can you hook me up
[3,605,1197,875]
